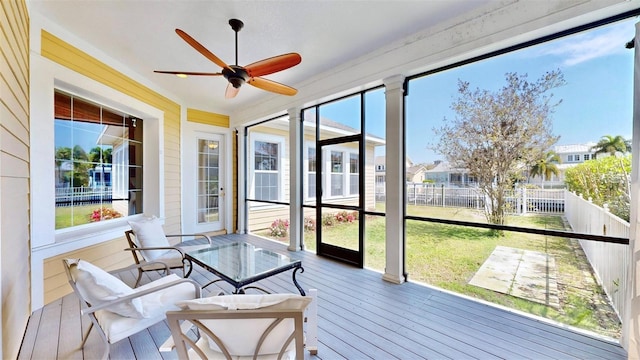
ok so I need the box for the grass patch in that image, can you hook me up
[254,206,621,338]
[55,204,120,229]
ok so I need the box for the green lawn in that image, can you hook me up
[255,205,621,338]
[55,204,120,229]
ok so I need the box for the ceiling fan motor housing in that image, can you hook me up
[223,66,248,88]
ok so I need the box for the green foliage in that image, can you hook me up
[591,135,630,157]
[321,213,336,226]
[564,154,631,221]
[530,150,561,181]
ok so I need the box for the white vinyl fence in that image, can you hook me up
[55,186,113,206]
[564,190,630,321]
[402,183,565,215]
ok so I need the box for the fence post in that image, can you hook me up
[522,187,527,215]
[441,184,445,207]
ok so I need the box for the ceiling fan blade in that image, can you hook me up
[175,29,233,72]
[225,83,240,99]
[248,77,298,96]
[245,53,302,77]
[154,70,223,76]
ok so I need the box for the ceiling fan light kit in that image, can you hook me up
[154,18,301,99]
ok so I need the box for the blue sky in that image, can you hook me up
[320,18,636,164]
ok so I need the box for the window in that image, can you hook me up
[254,140,279,201]
[54,90,142,229]
[568,155,574,162]
[331,151,344,196]
[308,147,316,199]
[350,153,359,195]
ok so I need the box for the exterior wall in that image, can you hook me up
[43,237,131,304]
[1,1,30,358]
[184,108,234,234]
[248,126,377,230]
[30,27,184,309]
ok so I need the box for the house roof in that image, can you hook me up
[424,161,467,173]
[554,143,597,154]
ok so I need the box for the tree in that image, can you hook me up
[529,150,561,184]
[55,146,72,185]
[590,135,629,158]
[433,71,564,226]
[89,146,113,164]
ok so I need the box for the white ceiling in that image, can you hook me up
[28,0,492,119]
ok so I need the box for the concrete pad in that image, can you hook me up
[469,246,560,308]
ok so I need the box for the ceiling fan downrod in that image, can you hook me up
[228,18,244,66]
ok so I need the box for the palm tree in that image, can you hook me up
[591,135,629,158]
[529,150,561,184]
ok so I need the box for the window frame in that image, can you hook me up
[304,142,317,201]
[31,76,164,249]
[322,145,360,200]
[53,90,143,231]
[248,132,286,207]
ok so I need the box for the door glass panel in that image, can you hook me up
[322,142,360,204]
[321,208,359,251]
[197,139,219,223]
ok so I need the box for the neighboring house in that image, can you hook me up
[407,164,427,183]
[374,156,426,196]
[424,143,598,189]
[423,161,477,187]
[526,142,597,187]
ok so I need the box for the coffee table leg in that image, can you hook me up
[292,266,305,296]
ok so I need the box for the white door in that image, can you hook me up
[184,132,225,233]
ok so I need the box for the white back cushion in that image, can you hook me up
[176,294,310,356]
[128,216,171,261]
[69,259,144,318]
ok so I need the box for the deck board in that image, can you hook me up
[19,233,626,360]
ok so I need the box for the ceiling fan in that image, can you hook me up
[154,19,301,99]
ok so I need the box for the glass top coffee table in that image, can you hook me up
[185,241,305,295]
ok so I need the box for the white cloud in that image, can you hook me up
[535,21,633,66]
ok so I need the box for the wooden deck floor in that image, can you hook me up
[19,234,627,359]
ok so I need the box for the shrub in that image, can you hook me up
[303,216,316,232]
[322,213,336,226]
[269,219,289,238]
[89,207,123,222]
[335,210,358,223]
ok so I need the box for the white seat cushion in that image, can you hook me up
[128,216,171,261]
[187,337,296,360]
[95,274,197,343]
[69,259,144,318]
[176,294,310,356]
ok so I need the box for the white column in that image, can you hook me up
[627,22,640,358]
[382,74,406,284]
[236,127,246,234]
[288,107,302,251]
